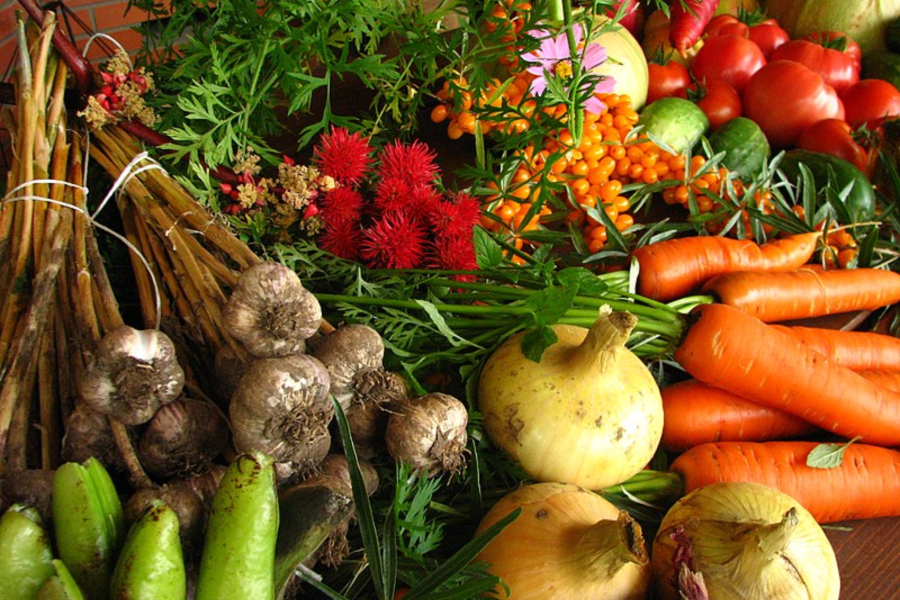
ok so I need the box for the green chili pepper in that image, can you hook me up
[36,560,86,600]
[274,480,354,599]
[0,504,55,600]
[51,457,125,600]
[110,499,186,600]
[195,451,279,600]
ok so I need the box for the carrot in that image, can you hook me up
[702,267,900,322]
[858,370,900,392]
[669,440,900,523]
[632,232,820,302]
[674,302,900,446]
[772,324,900,371]
[669,0,721,54]
[660,379,819,452]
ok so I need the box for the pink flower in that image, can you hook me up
[520,24,617,115]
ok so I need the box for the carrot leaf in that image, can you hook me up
[806,436,862,469]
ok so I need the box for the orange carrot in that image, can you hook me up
[632,232,820,302]
[670,440,900,523]
[669,0,721,54]
[660,379,818,452]
[674,303,900,446]
[858,370,900,392]
[702,267,900,322]
[772,324,900,372]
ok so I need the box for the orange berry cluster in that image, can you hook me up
[790,206,860,269]
[430,74,537,140]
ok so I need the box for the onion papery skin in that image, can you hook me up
[477,310,663,490]
[474,482,651,600]
[651,481,840,600]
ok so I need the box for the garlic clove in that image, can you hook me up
[79,326,185,426]
[223,262,322,358]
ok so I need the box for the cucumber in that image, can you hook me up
[708,117,771,180]
[862,51,900,91]
[637,97,709,154]
[777,149,877,223]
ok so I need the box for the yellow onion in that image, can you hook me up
[651,481,840,600]
[477,307,663,490]
[474,482,650,600]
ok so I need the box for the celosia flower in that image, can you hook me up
[313,126,374,185]
[360,212,428,269]
[377,139,439,190]
[428,192,482,238]
[318,186,366,227]
[520,24,616,115]
[320,219,364,261]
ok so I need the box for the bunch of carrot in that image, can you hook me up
[624,231,900,524]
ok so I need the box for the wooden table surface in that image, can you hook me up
[826,517,900,599]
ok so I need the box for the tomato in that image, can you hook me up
[686,77,742,131]
[743,60,845,148]
[796,118,870,173]
[689,34,767,93]
[770,38,860,94]
[747,20,790,59]
[806,30,863,73]
[840,78,900,128]
[646,60,690,104]
[704,14,746,37]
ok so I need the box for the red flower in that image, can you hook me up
[377,139,439,190]
[374,176,436,217]
[313,126,374,185]
[319,186,365,227]
[360,212,428,269]
[428,192,482,238]
[320,219,364,261]
[430,231,479,279]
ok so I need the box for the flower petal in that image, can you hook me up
[529,76,548,96]
[584,96,607,116]
[582,43,608,71]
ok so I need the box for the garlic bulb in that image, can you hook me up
[345,369,411,458]
[385,392,468,477]
[79,326,185,426]
[223,261,322,358]
[477,307,663,490]
[474,482,651,600]
[229,354,333,472]
[137,397,230,478]
[306,324,386,411]
[61,403,125,472]
[651,481,840,600]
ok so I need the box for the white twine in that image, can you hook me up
[82,32,132,69]
[2,150,164,331]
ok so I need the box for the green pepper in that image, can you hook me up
[36,560,86,600]
[195,451,279,600]
[110,499,186,600]
[0,504,55,600]
[52,457,125,600]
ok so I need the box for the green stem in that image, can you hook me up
[602,470,685,501]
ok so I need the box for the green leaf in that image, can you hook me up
[806,437,860,469]
[524,284,578,326]
[413,300,481,349]
[520,325,558,363]
[473,227,504,269]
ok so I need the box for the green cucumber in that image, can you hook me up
[777,149,877,223]
[637,97,709,154]
[708,117,771,180]
[862,51,900,91]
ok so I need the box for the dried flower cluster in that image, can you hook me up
[78,49,158,129]
[313,127,481,274]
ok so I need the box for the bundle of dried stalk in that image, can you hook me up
[85,124,264,396]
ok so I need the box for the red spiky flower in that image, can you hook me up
[360,212,428,269]
[377,139,439,190]
[320,219,364,261]
[313,126,374,185]
[428,192,482,238]
[318,186,366,227]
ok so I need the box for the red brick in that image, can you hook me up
[92,2,156,31]
[78,26,144,62]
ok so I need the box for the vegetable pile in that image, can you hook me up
[5,0,900,599]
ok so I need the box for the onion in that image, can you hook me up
[474,482,651,600]
[477,307,663,490]
[651,481,840,600]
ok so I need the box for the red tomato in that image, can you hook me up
[743,60,845,149]
[770,38,860,94]
[841,79,900,128]
[687,77,742,131]
[806,30,862,73]
[690,34,767,94]
[747,20,790,59]
[704,14,747,37]
[797,118,870,173]
[646,60,691,104]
